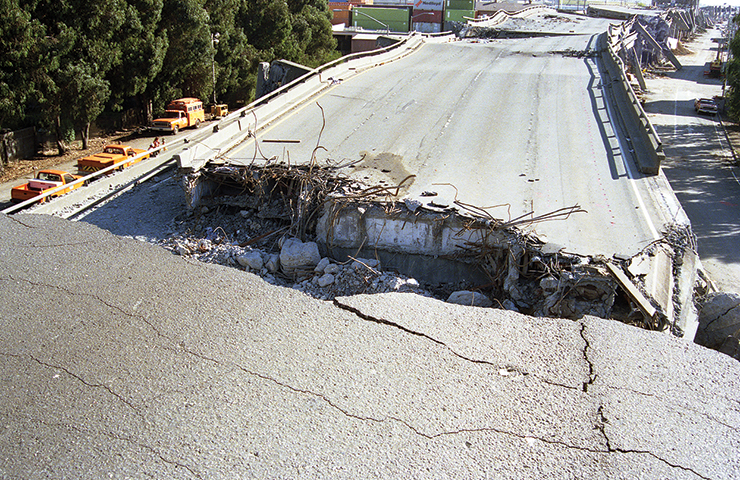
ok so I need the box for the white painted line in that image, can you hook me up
[600,81,660,241]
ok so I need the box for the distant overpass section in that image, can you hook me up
[181,11,678,258]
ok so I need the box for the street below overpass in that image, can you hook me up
[225,13,677,258]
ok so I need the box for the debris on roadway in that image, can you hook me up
[169,160,701,338]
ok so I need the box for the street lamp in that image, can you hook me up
[211,32,220,105]
[352,9,390,32]
[411,12,436,32]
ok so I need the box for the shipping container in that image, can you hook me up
[445,8,474,22]
[413,0,444,11]
[329,2,351,25]
[331,10,351,25]
[412,21,442,33]
[411,9,442,23]
[352,6,411,32]
[445,0,474,9]
[372,0,414,4]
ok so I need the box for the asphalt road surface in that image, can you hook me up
[224,13,675,258]
[643,28,740,293]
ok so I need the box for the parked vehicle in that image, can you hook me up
[11,170,82,204]
[150,98,205,134]
[77,144,149,174]
[694,98,718,115]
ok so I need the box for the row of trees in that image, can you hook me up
[0,0,338,153]
[726,15,740,119]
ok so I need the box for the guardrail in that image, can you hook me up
[600,28,665,174]
[466,5,555,28]
[1,146,163,215]
[0,119,227,215]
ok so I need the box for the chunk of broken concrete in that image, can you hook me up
[265,254,280,273]
[352,258,380,271]
[237,251,263,270]
[280,238,321,272]
[446,291,493,308]
[696,292,740,350]
[324,263,340,275]
[540,276,559,292]
[317,273,335,288]
[175,242,190,256]
[315,257,331,273]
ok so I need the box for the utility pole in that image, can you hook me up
[212,32,220,105]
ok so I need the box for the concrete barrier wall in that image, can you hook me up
[599,32,665,174]
[467,5,554,28]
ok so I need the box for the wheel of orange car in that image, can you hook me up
[172,125,179,135]
[195,118,201,128]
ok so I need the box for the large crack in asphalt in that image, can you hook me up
[13,414,203,479]
[333,297,582,391]
[579,322,597,393]
[1,274,720,478]
[596,405,711,480]
[5,215,38,229]
[0,351,145,422]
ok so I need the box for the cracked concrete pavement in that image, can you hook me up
[1,213,738,479]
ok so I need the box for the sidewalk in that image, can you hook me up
[642,28,740,293]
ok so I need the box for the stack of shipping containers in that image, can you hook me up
[352,5,412,32]
[444,0,474,23]
[411,0,443,33]
[329,0,369,27]
[330,0,465,33]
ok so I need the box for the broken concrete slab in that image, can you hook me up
[0,214,737,478]
[446,290,493,308]
[607,262,658,321]
[696,292,740,351]
[279,237,321,274]
[583,316,740,480]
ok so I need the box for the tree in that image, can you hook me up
[148,0,212,114]
[1,0,342,149]
[106,0,169,125]
[0,0,44,131]
[19,0,126,153]
[286,1,338,67]
[726,15,740,120]
[205,0,258,105]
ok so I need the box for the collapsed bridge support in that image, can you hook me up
[180,162,699,337]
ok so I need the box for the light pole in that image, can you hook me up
[211,32,220,105]
[352,9,390,32]
[411,11,435,31]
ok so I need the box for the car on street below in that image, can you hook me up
[694,97,718,115]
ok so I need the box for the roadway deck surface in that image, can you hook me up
[223,14,673,258]
[1,212,738,478]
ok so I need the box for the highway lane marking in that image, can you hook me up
[599,76,660,242]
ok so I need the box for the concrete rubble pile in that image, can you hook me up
[170,162,700,338]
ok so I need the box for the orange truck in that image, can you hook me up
[11,169,83,204]
[77,144,149,174]
[150,97,205,134]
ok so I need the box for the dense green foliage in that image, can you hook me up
[0,0,337,152]
[726,15,740,120]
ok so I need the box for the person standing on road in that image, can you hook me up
[149,137,161,156]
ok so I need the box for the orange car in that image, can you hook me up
[11,169,83,204]
[77,144,149,174]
